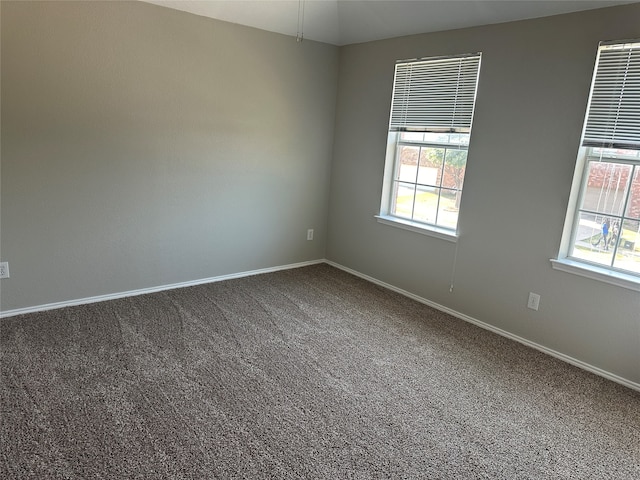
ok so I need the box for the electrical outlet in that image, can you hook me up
[527,292,540,311]
[0,262,9,279]
[307,229,314,241]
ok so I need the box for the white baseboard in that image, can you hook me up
[0,259,325,319]
[325,260,640,393]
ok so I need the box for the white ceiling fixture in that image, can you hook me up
[141,1,639,46]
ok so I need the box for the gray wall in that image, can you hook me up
[327,4,640,384]
[1,1,338,310]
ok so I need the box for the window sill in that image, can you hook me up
[375,215,458,243]
[550,258,640,292]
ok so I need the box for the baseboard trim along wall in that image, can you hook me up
[2,258,638,393]
[0,259,325,319]
[325,260,640,394]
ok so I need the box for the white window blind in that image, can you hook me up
[389,53,481,133]
[582,41,640,150]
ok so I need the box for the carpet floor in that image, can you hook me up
[1,264,639,479]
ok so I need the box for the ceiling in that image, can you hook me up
[141,0,637,46]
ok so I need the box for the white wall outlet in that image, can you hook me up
[307,229,314,241]
[527,292,540,311]
[0,262,9,279]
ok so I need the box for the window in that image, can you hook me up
[378,53,481,237]
[556,41,640,287]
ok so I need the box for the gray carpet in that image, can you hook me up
[1,264,639,479]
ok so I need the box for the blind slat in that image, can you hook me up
[389,54,481,133]
[582,41,640,150]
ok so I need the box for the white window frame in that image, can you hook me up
[377,53,481,240]
[553,40,640,291]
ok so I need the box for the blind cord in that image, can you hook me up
[296,0,305,42]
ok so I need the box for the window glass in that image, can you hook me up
[401,132,425,142]
[396,146,420,183]
[391,183,415,219]
[414,186,438,224]
[437,189,459,230]
[418,147,444,186]
[443,149,467,191]
[580,162,630,216]
[568,159,640,275]
[625,169,640,220]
